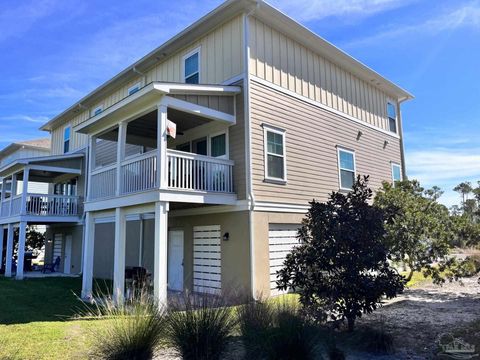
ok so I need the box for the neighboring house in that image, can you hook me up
[0,0,412,303]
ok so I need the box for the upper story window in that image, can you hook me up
[183,48,200,84]
[92,105,103,117]
[387,102,397,133]
[63,126,71,154]
[263,125,287,182]
[211,133,226,158]
[338,148,356,190]
[392,163,402,184]
[128,82,141,95]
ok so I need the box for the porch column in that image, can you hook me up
[87,136,96,201]
[20,168,30,215]
[8,173,17,216]
[15,221,27,280]
[0,226,4,271]
[4,223,14,277]
[153,201,168,306]
[113,207,126,303]
[157,104,168,189]
[116,122,127,196]
[81,212,95,299]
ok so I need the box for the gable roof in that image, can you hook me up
[0,138,51,159]
[40,0,413,132]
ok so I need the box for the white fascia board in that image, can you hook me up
[161,96,236,124]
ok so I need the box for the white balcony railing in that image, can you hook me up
[89,149,235,200]
[167,150,234,193]
[0,194,81,218]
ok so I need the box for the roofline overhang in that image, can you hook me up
[0,153,84,178]
[0,143,50,159]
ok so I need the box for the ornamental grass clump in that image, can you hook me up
[81,289,167,360]
[165,291,237,360]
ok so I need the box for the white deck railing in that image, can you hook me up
[167,150,234,193]
[121,151,157,195]
[0,194,81,218]
[90,165,117,200]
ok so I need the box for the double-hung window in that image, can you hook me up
[183,49,200,84]
[391,163,402,184]
[387,102,397,133]
[338,148,356,190]
[264,125,286,182]
[63,126,71,154]
[128,82,141,95]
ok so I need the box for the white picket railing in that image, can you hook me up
[25,194,81,216]
[11,196,22,216]
[0,200,9,217]
[121,151,157,195]
[90,165,117,200]
[167,150,234,193]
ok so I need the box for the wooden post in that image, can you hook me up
[16,221,27,280]
[116,122,127,196]
[20,168,30,215]
[81,212,95,300]
[9,173,17,216]
[153,201,168,306]
[157,104,168,189]
[4,223,14,277]
[113,207,126,303]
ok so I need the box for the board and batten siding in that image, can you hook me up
[250,80,401,204]
[248,16,395,132]
[50,15,244,155]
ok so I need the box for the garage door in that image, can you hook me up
[193,225,221,293]
[269,224,301,295]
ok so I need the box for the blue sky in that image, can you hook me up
[0,0,479,207]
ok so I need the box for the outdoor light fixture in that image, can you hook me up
[384,140,389,148]
[357,130,363,140]
[223,232,230,241]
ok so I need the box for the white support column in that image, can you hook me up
[8,173,17,216]
[153,201,169,306]
[116,122,127,196]
[4,223,14,277]
[16,221,27,280]
[20,168,30,215]
[157,104,168,189]
[0,226,4,271]
[113,207,126,303]
[81,212,95,300]
[87,136,96,201]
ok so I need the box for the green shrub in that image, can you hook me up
[237,299,318,360]
[460,255,480,277]
[360,323,394,355]
[165,292,237,360]
[81,289,167,360]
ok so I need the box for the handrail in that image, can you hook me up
[121,150,157,167]
[167,149,234,166]
[91,163,117,176]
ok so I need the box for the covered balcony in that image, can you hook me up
[75,82,241,212]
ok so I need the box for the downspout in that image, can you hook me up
[244,4,258,299]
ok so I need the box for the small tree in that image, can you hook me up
[375,180,453,283]
[453,181,473,207]
[277,176,404,332]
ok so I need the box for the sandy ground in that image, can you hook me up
[156,277,480,359]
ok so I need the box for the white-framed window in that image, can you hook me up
[128,82,141,95]
[183,48,200,84]
[387,102,397,133]
[63,126,71,154]
[210,132,227,158]
[263,124,287,182]
[337,147,356,190]
[391,163,402,184]
[92,105,103,117]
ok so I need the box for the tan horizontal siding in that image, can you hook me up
[229,89,246,200]
[250,80,401,205]
[249,16,395,132]
[50,15,244,154]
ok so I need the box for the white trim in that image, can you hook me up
[209,130,229,158]
[94,216,115,224]
[161,96,236,124]
[262,124,287,183]
[128,82,142,96]
[63,125,71,154]
[391,162,402,183]
[253,201,309,213]
[337,147,356,191]
[251,76,401,139]
[182,46,201,84]
[221,73,245,85]
[386,100,398,134]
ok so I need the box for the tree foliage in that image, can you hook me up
[277,176,404,332]
[375,180,454,283]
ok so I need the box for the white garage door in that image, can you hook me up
[269,224,300,295]
[193,225,221,293]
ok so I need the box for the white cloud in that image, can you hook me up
[0,115,49,123]
[270,0,413,22]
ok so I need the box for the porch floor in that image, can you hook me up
[23,271,79,278]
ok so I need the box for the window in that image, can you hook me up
[176,142,191,152]
[184,49,200,84]
[338,148,356,190]
[387,102,397,133]
[92,106,103,117]
[392,163,402,184]
[211,133,226,158]
[63,126,71,154]
[192,137,207,155]
[128,82,141,95]
[264,125,286,182]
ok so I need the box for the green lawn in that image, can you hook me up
[0,277,101,360]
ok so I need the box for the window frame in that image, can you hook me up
[391,162,402,184]
[387,101,397,134]
[337,147,356,191]
[92,105,103,117]
[182,47,201,84]
[263,124,287,183]
[128,82,142,96]
[209,130,228,159]
[63,126,71,154]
